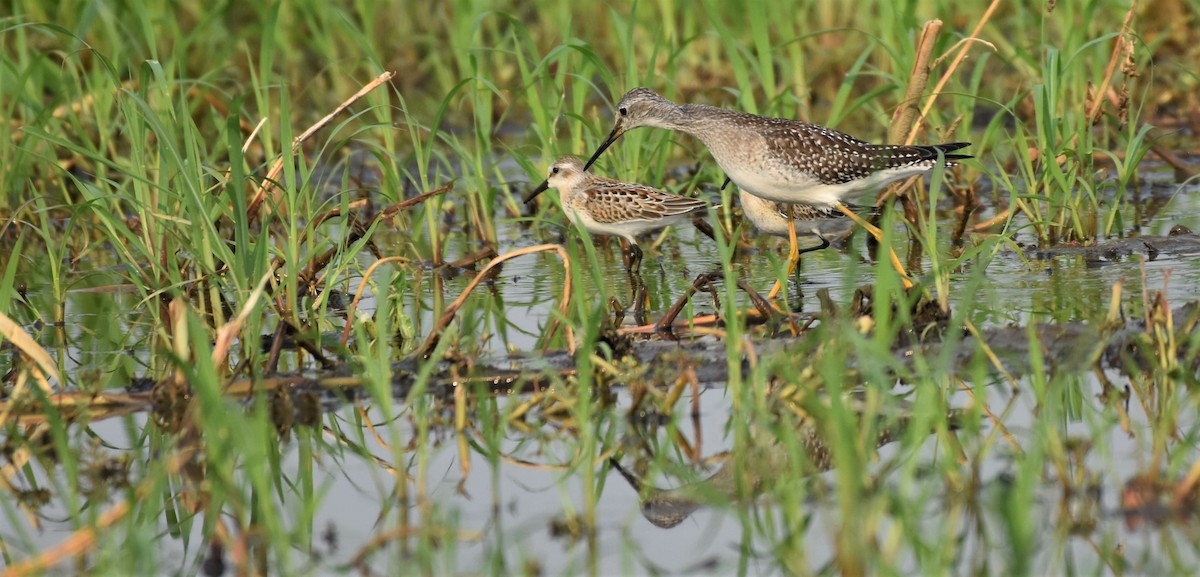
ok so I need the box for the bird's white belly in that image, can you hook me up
[566,208,669,244]
[721,164,834,206]
[724,163,931,207]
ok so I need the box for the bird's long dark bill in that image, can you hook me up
[522,179,550,204]
[582,126,622,172]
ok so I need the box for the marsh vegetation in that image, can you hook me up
[3,0,1200,575]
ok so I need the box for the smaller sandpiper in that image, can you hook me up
[524,156,708,273]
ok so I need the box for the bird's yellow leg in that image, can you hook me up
[766,206,801,300]
[835,203,913,289]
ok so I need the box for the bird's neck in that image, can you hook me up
[642,102,699,134]
[665,103,730,146]
[556,174,588,206]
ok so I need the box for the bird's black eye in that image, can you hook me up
[551,167,560,174]
[618,107,628,116]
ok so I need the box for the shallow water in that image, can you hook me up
[21,372,1197,576]
[6,160,1200,575]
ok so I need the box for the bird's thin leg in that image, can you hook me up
[624,253,647,325]
[621,242,648,322]
[766,205,801,300]
[798,232,831,256]
[834,203,913,289]
[628,243,644,276]
[792,232,830,289]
